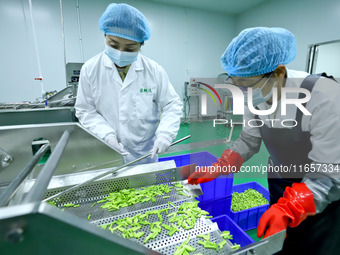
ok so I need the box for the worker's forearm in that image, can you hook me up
[76,108,117,140]
[229,131,262,162]
[302,164,340,213]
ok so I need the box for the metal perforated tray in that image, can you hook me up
[43,164,236,255]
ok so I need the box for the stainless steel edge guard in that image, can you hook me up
[43,135,191,202]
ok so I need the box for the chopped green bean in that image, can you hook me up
[173,183,183,188]
[221,231,233,240]
[197,240,206,246]
[63,203,75,207]
[134,231,145,239]
[197,233,210,241]
[47,201,56,207]
[130,226,141,232]
[183,244,196,252]
[183,234,191,245]
[218,240,227,249]
[173,246,185,255]
[177,191,187,197]
[168,201,176,208]
[100,224,108,230]
[232,243,241,250]
[117,227,125,233]
[162,224,172,230]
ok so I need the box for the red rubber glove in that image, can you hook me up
[257,183,316,239]
[188,149,243,185]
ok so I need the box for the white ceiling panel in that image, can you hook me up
[145,0,270,15]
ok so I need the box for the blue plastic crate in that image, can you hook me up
[212,214,254,247]
[198,197,231,218]
[229,182,270,231]
[159,151,234,202]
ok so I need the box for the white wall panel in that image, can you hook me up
[0,0,234,104]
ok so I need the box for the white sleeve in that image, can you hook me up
[154,66,183,142]
[75,65,117,140]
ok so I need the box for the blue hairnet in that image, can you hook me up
[99,3,151,43]
[221,27,297,77]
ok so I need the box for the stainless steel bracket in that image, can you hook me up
[0,148,13,170]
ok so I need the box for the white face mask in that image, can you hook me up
[105,45,139,67]
[244,76,276,106]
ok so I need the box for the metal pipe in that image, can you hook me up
[23,130,71,203]
[309,45,318,74]
[75,0,84,63]
[43,135,191,202]
[59,0,68,86]
[28,0,42,78]
[0,144,50,207]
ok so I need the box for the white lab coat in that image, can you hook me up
[75,52,183,164]
[231,68,340,213]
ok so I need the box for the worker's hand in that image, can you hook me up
[106,135,129,155]
[188,162,223,185]
[257,183,316,239]
[188,149,243,185]
[151,135,172,158]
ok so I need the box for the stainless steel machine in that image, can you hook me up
[0,123,285,255]
[0,62,82,113]
[184,77,243,125]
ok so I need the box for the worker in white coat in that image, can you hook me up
[188,27,340,254]
[75,3,183,164]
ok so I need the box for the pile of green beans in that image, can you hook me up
[231,188,269,212]
[99,201,210,244]
[93,183,190,212]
